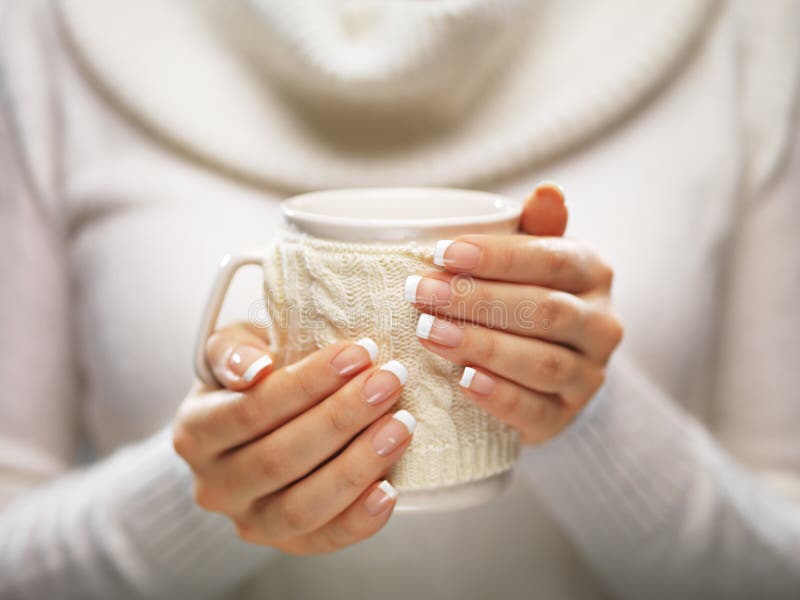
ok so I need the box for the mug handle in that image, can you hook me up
[193,249,269,387]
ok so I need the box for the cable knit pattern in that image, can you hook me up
[262,229,519,490]
[3,1,800,598]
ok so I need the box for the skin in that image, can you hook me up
[173,182,623,554]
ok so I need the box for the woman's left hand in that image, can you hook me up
[407,183,623,445]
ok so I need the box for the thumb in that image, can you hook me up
[520,181,568,237]
[206,322,274,390]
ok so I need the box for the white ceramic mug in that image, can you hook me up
[194,187,522,512]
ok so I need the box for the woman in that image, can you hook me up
[1,0,798,598]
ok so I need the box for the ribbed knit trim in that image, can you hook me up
[518,355,800,598]
[520,359,693,544]
[394,430,520,491]
[55,0,718,192]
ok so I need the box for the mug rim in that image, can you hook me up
[282,187,522,232]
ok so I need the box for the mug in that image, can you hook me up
[194,187,523,512]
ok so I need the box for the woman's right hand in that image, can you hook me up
[172,323,415,555]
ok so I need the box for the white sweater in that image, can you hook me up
[1,0,799,598]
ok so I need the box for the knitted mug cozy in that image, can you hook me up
[261,229,520,491]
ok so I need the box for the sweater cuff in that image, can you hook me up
[517,354,714,586]
[97,426,273,599]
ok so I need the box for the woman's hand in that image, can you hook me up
[406,183,623,444]
[173,325,414,554]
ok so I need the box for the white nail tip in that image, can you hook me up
[416,313,435,340]
[433,240,453,267]
[459,367,476,389]
[392,409,417,434]
[378,479,399,500]
[355,337,379,363]
[403,275,422,302]
[380,360,408,385]
[242,354,273,382]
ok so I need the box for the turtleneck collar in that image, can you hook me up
[56,0,718,192]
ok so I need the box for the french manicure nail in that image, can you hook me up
[228,346,273,382]
[433,240,482,269]
[364,480,398,516]
[372,409,416,456]
[362,360,408,405]
[330,337,379,376]
[415,313,464,347]
[459,367,496,395]
[404,275,452,306]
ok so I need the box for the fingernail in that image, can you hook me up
[363,360,407,405]
[404,275,452,306]
[228,346,273,382]
[364,480,398,516]
[415,313,464,347]
[459,367,496,395]
[535,180,566,200]
[372,409,416,456]
[330,337,379,376]
[433,240,481,269]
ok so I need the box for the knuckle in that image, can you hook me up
[538,294,576,332]
[592,314,624,361]
[234,519,261,545]
[280,502,314,536]
[339,517,364,543]
[321,525,345,553]
[172,421,199,461]
[607,317,624,348]
[585,367,606,398]
[193,480,222,512]
[473,330,498,365]
[527,399,551,426]
[541,242,569,279]
[337,461,371,494]
[325,401,357,435]
[229,393,259,432]
[289,366,317,403]
[538,297,561,327]
[597,261,615,288]
[495,243,517,276]
[468,278,494,306]
[252,444,283,481]
[323,519,357,552]
[534,350,572,386]
[501,384,525,420]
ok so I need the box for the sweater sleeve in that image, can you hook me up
[0,5,275,599]
[519,9,800,597]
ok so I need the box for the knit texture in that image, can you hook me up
[3,1,800,598]
[262,229,519,490]
[55,0,717,191]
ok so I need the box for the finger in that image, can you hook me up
[240,480,399,554]
[520,181,568,237]
[405,271,618,361]
[178,338,380,456]
[432,234,611,294]
[414,314,605,406]
[457,366,573,445]
[206,322,275,390]
[252,410,414,540]
[214,361,408,508]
